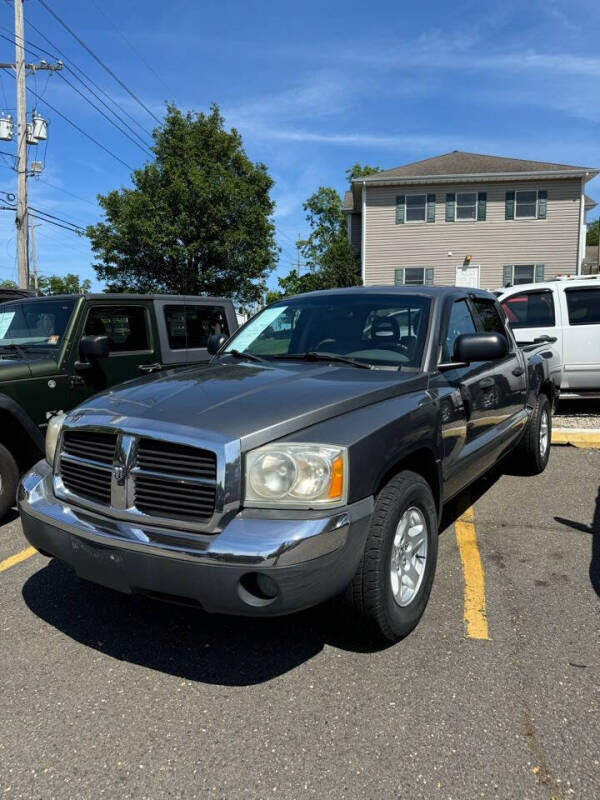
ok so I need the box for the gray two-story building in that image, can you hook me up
[343,151,598,290]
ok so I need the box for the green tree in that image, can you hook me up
[274,164,381,299]
[345,163,381,181]
[0,279,18,289]
[36,273,92,294]
[588,220,599,247]
[86,104,277,304]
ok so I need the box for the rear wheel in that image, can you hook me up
[0,444,19,519]
[346,471,438,642]
[516,393,551,475]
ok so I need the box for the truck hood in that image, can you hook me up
[76,360,428,450]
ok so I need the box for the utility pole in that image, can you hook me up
[14,0,27,289]
[29,218,40,292]
[0,1,62,288]
[297,235,301,277]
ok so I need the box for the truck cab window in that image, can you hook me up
[501,291,555,328]
[443,299,476,361]
[471,299,506,336]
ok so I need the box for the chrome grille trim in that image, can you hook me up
[53,417,241,534]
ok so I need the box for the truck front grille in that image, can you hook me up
[56,429,219,528]
[133,439,217,521]
[60,459,112,505]
[62,430,117,465]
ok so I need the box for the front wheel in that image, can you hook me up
[516,393,551,475]
[346,471,438,642]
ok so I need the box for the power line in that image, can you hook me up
[28,212,82,234]
[26,84,136,171]
[56,71,153,157]
[37,0,162,125]
[28,205,87,231]
[0,26,154,151]
[88,0,173,97]
[7,15,155,142]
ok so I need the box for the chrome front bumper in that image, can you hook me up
[19,461,374,616]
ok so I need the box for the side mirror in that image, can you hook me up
[207,333,227,355]
[79,334,110,360]
[454,333,508,363]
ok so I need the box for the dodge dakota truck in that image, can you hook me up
[0,293,238,518]
[19,287,558,641]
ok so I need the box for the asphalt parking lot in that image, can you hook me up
[1,445,599,800]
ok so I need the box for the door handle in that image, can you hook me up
[138,363,163,374]
[512,366,525,377]
[479,377,495,388]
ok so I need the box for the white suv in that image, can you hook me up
[498,276,600,397]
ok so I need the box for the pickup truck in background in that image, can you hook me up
[20,286,557,642]
[499,276,600,398]
[0,293,238,518]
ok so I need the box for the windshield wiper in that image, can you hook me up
[270,351,373,370]
[222,349,267,363]
[0,343,28,358]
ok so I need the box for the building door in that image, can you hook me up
[455,264,480,289]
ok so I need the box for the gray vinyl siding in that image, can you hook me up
[362,178,582,289]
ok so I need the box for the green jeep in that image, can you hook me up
[0,293,238,518]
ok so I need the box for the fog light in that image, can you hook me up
[256,573,278,599]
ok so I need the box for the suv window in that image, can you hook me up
[84,306,149,352]
[443,299,477,360]
[164,305,230,350]
[501,291,555,328]
[565,288,600,326]
[471,299,506,336]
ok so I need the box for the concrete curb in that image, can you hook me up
[552,428,600,449]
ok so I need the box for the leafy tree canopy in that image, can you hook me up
[588,220,599,247]
[270,165,381,301]
[0,279,17,289]
[345,163,381,181]
[37,273,92,294]
[87,104,277,304]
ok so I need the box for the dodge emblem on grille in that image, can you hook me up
[112,464,126,485]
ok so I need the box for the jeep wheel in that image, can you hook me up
[0,443,19,519]
[346,471,438,642]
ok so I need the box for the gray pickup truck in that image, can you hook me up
[19,286,558,641]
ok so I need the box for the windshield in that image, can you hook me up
[0,298,77,350]
[224,293,432,368]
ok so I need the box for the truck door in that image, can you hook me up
[67,302,158,406]
[561,286,600,391]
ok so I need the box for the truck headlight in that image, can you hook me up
[245,444,347,508]
[45,412,66,466]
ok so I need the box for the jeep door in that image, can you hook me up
[67,302,159,406]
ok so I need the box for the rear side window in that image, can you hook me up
[501,291,555,328]
[471,299,506,336]
[565,288,600,326]
[164,305,230,350]
[84,306,149,352]
[443,299,477,360]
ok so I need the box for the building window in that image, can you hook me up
[405,194,427,223]
[515,190,538,218]
[456,192,477,220]
[502,264,545,287]
[395,267,434,286]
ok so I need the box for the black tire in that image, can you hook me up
[346,471,438,642]
[0,443,19,520]
[516,393,551,475]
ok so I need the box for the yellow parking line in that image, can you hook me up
[552,430,600,449]
[0,546,37,573]
[455,506,489,640]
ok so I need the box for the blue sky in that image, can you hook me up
[0,0,598,291]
